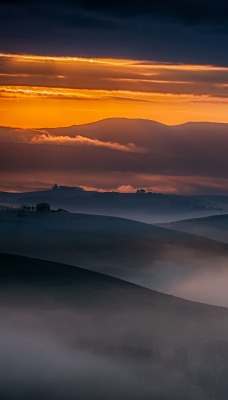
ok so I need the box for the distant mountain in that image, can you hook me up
[2,252,228,399]
[46,118,169,144]
[1,118,228,196]
[1,210,228,305]
[2,118,228,163]
[46,119,228,158]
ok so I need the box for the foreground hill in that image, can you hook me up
[2,252,228,399]
[162,214,228,243]
[1,210,228,305]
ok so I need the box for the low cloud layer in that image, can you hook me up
[31,133,147,153]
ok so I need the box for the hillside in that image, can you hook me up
[161,213,228,243]
[1,210,228,305]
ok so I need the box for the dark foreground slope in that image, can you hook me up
[2,253,228,400]
[162,213,228,244]
[1,210,228,305]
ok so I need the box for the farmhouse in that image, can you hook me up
[36,203,51,212]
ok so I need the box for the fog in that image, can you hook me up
[164,265,228,306]
[0,327,153,400]
[1,301,228,399]
[2,253,228,399]
[0,308,223,400]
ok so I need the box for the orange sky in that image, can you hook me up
[1,53,228,128]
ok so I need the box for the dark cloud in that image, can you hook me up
[79,0,228,25]
[2,0,228,26]
[0,1,228,65]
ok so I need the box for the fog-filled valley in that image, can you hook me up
[2,187,228,399]
[2,253,228,400]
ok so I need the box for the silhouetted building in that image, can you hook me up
[36,203,51,212]
[52,184,84,192]
[52,183,59,190]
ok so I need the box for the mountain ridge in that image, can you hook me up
[2,117,228,131]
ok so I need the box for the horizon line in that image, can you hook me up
[1,117,228,131]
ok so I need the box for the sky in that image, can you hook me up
[1,0,228,64]
[1,0,228,193]
[1,53,228,127]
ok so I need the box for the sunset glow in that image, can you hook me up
[1,53,228,128]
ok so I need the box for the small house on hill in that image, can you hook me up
[36,203,51,213]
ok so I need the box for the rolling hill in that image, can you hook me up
[2,252,228,399]
[1,210,228,305]
[161,214,228,243]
